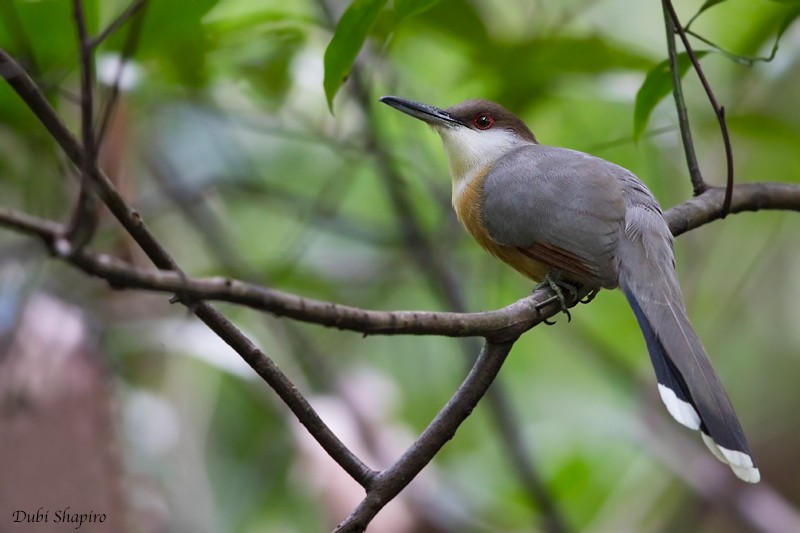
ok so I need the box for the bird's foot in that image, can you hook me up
[533,270,581,324]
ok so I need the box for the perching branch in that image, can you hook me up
[0,206,552,340]
[3,182,799,340]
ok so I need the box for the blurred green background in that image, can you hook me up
[0,0,799,531]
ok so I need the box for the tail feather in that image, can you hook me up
[619,246,759,483]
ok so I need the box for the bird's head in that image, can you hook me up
[380,96,537,182]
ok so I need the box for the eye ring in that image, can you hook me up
[473,113,494,130]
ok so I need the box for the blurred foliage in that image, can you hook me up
[1,0,799,532]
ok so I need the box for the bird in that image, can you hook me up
[379,95,759,483]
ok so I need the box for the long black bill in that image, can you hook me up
[379,96,463,127]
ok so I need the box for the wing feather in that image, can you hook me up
[481,144,626,288]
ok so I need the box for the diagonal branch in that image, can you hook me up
[333,340,516,532]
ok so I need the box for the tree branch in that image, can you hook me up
[2,182,799,341]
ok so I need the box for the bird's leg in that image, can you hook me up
[533,270,580,324]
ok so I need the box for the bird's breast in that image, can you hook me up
[452,164,550,282]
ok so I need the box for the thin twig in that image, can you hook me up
[684,29,779,66]
[73,0,95,163]
[663,0,734,215]
[62,0,101,254]
[96,0,149,147]
[89,0,148,49]
[662,1,705,195]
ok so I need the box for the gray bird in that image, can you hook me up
[380,95,759,483]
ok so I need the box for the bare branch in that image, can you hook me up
[664,183,800,237]
[0,213,555,340]
[0,207,65,242]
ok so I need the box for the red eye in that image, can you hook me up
[473,113,494,130]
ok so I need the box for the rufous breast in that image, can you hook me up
[452,164,550,282]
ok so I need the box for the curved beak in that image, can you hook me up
[379,96,463,127]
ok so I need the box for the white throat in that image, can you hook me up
[435,126,531,204]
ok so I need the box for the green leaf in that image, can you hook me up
[633,51,708,141]
[769,0,800,4]
[394,0,442,23]
[323,0,388,111]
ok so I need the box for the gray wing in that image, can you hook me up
[482,144,627,288]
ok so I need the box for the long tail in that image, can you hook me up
[618,237,759,483]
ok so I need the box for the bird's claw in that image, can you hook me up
[580,288,599,305]
[533,270,579,323]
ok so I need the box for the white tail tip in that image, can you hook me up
[701,432,761,483]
